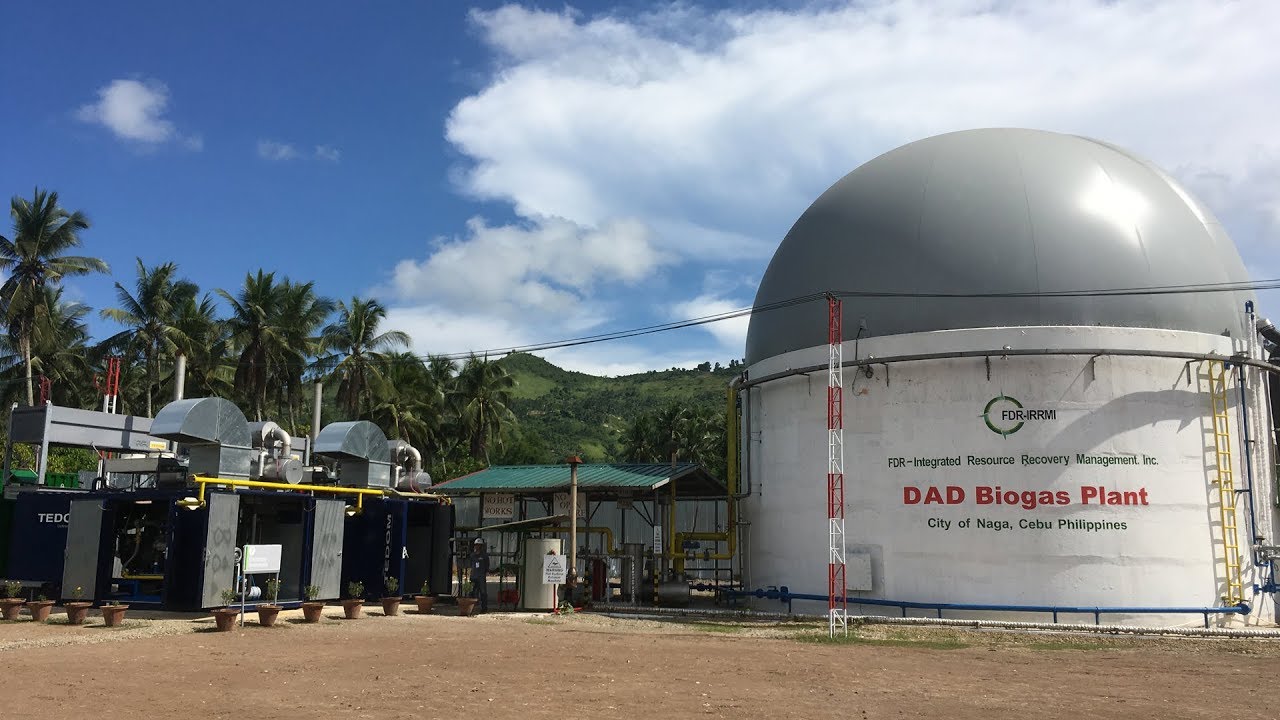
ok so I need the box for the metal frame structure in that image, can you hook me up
[3,404,166,488]
[96,356,122,414]
[826,294,847,636]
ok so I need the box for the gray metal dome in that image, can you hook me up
[746,128,1253,364]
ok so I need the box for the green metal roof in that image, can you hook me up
[433,462,725,497]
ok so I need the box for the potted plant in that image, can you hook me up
[257,578,282,627]
[301,584,325,623]
[457,580,478,617]
[64,586,92,625]
[380,576,401,616]
[28,594,55,622]
[211,588,240,632]
[341,581,365,619]
[101,599,129,627]
[413,580,435,614]
[0,579,23,621]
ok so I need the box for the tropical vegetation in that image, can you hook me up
[1,188,735,482]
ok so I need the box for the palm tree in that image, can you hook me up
[0,287,93,409]
[273,280,333,433]
[171,293,235,399]
[316,297,409,418]
[452,354,517,463]
[425,354,457,388]
[0,188,108,405]
[368,352,439,450]
[622,403,727,476]
[621,413,658,463]
[218,270,287,420]
[100,259,198,416]
[33,287,94,407]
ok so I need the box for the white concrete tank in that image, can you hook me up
[740,129,1278,626]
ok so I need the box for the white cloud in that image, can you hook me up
[383,303,710,376]
[391,0,1280,374]
[391,215,669,322]
[257,140,299,161]
[77,78,199,148]
[447,1,1280,261]
[315,144,341,162]
[670,294,751,355]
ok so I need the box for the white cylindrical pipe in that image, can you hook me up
[256,421,290,456]
[173,354,186,401]
[309,381,322,465]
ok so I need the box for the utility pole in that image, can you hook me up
[567,455,583,591]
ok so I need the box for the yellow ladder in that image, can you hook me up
[1207,360,1245,605]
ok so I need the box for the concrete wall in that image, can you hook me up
[743,325,1278,626]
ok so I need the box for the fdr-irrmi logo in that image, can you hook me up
[981,394,1056,437]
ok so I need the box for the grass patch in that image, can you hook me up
[792,630,969,650]
[526,618,558,626]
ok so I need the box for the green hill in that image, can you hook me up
[494,352,741,463]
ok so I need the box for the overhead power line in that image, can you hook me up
[427,278,1280,361]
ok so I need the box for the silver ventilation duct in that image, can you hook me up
[151,397,254,478]
[314,421,392,488]
[388,439,431,492]
[248,421,304,484]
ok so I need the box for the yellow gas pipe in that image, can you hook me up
[536,526,617,556]
[668,384,740,564]
[186,475,450,512]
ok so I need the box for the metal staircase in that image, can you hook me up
[1206,359,1245,605]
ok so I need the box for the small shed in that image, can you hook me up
[431,463,733,607]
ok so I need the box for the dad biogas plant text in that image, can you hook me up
[892,453,1154,510]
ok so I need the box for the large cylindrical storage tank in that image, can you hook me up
[740,128,1278,627]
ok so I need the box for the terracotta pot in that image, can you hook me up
[257,604,281,627]
[212,608,240,632]
[457,597,478,617]
[27,600,56,622]
[301,601,325,623]
[413,595,435,614]
[380,598,401,616]
[0,598,24,621]
[64,602,92,625]
[101,604,129,627]
[341,599,364,619]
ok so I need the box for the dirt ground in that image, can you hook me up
[3,605,1280,719]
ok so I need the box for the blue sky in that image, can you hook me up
[4,1,1279,375]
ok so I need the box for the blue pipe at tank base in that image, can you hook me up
[710,586,1249,629]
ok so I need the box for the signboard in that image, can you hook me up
[553,493,588,520]
[242,544,282,574]
[482,493,515,519]
[543,553,567,584]
[652,525,662,556]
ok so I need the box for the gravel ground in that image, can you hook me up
[3,605,1280,719]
